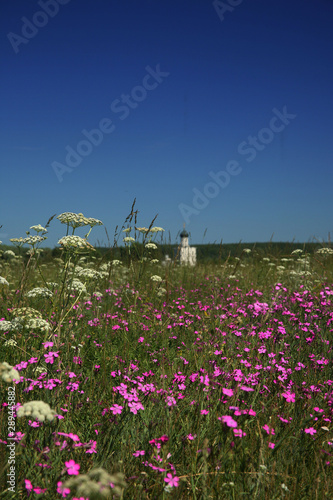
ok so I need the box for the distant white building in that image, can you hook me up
[179,227,196,266]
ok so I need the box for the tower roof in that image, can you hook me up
[180,229,189,238]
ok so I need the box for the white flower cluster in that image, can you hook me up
[67,279,87,293]
[10,236,47,246]
[291,249,303,255]
[25,318,50,333]
[26,287,53,299]
[3,339,17,347]
[57,212,103,228]
[135,227,149,233]
[0,321,16,332]
[123,236,135,243]
[145,243,157,250]
[112,260,122,266]
[3,312,50,333]
[0,362,20,383]
[58,235,95,250]
[77,268,102,280]
[17,400,56,422]
[242,248,251,254]
[0,276,9,286]
[150,226,164,233]
[150,259,159,264]
[316,248,333,256]
[30,224,47,233]
[92,291,103,298]
[3,250,16,259]
[62,467,126,498]
[150,275,162,282]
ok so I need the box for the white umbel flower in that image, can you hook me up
[17,400,56,422]
[58,235,94,250]
[0,276,9,286]
[0,362,20,383]
[150,275,162,282]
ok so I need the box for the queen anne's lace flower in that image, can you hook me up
[150,275,162,282]
[57,212,103,228]
[26,287,53,298]
[61,467,126,498]
[17,400,56,422]
[0,276,9,286]
[77,268,102,280]
[58,236,95,250]
[150,227,165,233]
[316,248,333,255]
[123,236,135,243]
[0,362,20,383]
[67,279,87,293]
[145,243,157,250]
[30,224,47,233]
[0,321,16,332]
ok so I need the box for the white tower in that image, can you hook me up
[180,226,196,266]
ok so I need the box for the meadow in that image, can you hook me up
[0,210,332,499]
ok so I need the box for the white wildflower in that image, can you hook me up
[67,279,87,293]
[150,275,162,282]
[57,212,103,228]
[262,257,270,262]
[316,248,333,256]
[123,236,135,243]
[17,400,56,422]
[77,268,102,280]
[122,227,132,233]
[0,321,15,332]
[58,235,94,250]
[62,467,126,498]
[0,362,20,383]
[3,250,16,259]
[26,287,53,299]
[0,276,9,286]
[30,224,47,233]
[3,339,17,347]
[112,259,122,266]
[135,227,149,233]
[150,259,159,264]
[243,248,251,254]
[291,249,303,255]
[145,243,157,250]
[149,227,165,233]
[25,318,50,333]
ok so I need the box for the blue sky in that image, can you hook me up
[1,0,332,248]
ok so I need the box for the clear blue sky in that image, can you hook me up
[1,0,332,248]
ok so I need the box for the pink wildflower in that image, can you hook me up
[164,473,179,487]
[304,427,317,435]
[281,391,295,403]
[65,459,80,475]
